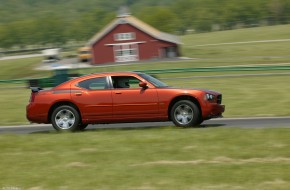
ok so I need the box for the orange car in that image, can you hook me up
[26,72,225,131]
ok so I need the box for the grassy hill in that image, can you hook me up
[181,24,290,59]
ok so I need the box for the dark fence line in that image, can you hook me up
[1,65,290,87]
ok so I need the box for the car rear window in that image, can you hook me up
[78,77,107,90]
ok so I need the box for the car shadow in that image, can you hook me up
[29,123,226,134]
[199,124,225,128]
[83,125,168,132]
[80,123,225,132]
[30,130,58,134]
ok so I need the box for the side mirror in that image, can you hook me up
[139,81,148,88]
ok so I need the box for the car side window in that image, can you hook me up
[112,76,141,89]
[78,77,107,90]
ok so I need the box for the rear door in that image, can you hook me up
[71,76,113,122]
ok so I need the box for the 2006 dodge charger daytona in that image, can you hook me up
[26,72,225,131]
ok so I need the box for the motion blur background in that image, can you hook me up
[1,0,290,50]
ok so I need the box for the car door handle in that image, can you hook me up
[115,92,122,94]
[75,92,82,96]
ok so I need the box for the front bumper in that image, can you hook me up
[203,103,225,120]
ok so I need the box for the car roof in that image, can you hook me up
[69,71,143,82]
[74,71,144,79]
[92,71,142,76]
[54,71,145,89]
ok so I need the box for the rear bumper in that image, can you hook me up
[26,103,49,124]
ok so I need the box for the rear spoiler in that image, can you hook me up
[30,87,43,93]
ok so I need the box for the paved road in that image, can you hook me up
[0,54,42,61]
[0,117,289,134]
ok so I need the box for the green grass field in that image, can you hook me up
[181,24,290,63]
[0,128,290,189]
[183,25,290,45]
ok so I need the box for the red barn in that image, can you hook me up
[87,14,181,64]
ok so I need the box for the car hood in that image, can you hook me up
[162,87,221,95]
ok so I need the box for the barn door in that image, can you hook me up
[113,44,139,62]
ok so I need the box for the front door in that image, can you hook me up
[111,76,159,120]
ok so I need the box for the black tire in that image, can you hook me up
[197,119,204,126]
[51,105,80,132]
[170,100,202,127]
[79,123,89,130]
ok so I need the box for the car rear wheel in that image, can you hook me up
[51,105,80,132]
[171,100,202,127]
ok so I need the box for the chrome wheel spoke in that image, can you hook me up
[175,107,182,114]
[176,114,183,121]
[66,113,72,118]
[68,119,75,125]
[62,121,69,129]
[184,105,191,112]
[181,116,188,124]
[57,120,63,126]
[187,114,193,120]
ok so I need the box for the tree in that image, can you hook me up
[33,16,67,46]
[135,6,179,33]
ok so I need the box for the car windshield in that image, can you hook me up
[138,73,168,87]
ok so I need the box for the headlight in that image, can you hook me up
[205,93,215,101]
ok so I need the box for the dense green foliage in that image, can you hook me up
[1,0,290,48]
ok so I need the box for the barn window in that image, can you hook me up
[114,32,135,41]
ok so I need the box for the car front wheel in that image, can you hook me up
[51,105,80,132]
[171,100,202,127]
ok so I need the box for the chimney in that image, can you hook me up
[117,6,131,18]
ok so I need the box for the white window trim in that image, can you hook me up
[105,41,145,46]
[114,32,136,41]
[113,43,139,62]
